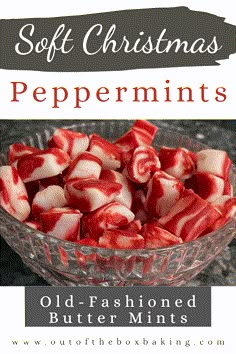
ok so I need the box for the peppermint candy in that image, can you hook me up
[0,120,234,251]
[0,166,30,221]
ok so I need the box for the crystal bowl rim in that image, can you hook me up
[0,122,235,256]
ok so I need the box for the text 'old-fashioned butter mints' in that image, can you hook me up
[0,120,235,249]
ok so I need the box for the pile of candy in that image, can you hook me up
[0,120,235,250]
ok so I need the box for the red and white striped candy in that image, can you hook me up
[8,143,41,165]
[124,146,160,184]
[208,217,230,233]
[100,169,133,209]
[132,120,158,145]
[159,147,196,180]
[212,196,236,218]
[158,190,221,242]
[120,219,142,233]
[88,134,122,170]
[99,229,145,249]
[115,120,158,152]
[132,189,148,223]
[3,120,234,252]
[209,196,236,231]
[0,166,30,221]
[145,170,184,217]
[115,129,143,152]
[17,148,70,183]
[65,179,122,212]
[142,221,182,248]
[32,185,67,219]
[120,150,133,170]
[223,180,233,196]
[185,172,233,201]
[48,128,89,159]
[197,149,231,180]
[40,207,83,241]
[82,201,135,240]
[191,172,225,203]
[24,220,41,230]
[65,152,102,182]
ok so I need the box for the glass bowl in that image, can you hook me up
[0,121,235,286]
